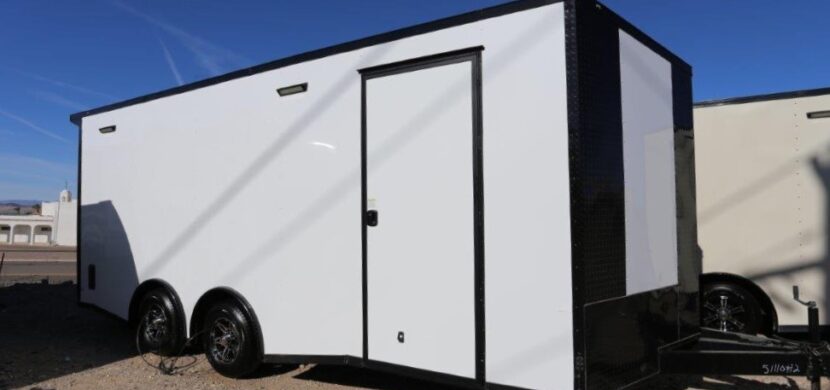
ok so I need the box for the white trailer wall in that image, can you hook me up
[696,93,830,325]
[483,4,571,389]
[80,3,572,389]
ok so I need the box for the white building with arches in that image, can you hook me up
[0,189,77,246]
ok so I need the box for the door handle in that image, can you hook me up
[367,210,378,227]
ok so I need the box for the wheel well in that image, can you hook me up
[701,272,779,334]
[190,287,264,360]
[128,279,187,334]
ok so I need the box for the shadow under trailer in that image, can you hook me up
[69,0,830,389]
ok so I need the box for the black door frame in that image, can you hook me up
[359,46,485,382]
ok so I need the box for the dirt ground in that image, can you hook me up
[0,280,828,389]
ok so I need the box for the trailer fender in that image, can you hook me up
[128,279,188,355]
[190,287,264,361]
[701,272,779,334]
[128,279,186,329]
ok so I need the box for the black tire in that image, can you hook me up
[702,282,764,334]
[202,300,261,378]
[137,288,185,356]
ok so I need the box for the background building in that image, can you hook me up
[0,189,77,246]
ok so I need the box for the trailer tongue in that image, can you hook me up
[663,287,830,389]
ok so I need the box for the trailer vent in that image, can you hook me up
[99,125,116,134]
[277,83,308,97]
[807,110,830,119]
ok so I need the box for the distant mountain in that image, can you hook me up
[0,200,42,206]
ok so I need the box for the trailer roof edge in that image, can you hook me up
[69,0,563,126]
[695,86,830,108]
[594,2,691,75]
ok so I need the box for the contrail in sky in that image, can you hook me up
[115,1,250,76]
[29,90,89,111]
[1,67,117,101]
[0,108,71,144]
[156,34,184,85]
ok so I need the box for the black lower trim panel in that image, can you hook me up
[584,287,680,389]
[363,359,479,389]
[262,354,536,389]
[263,354,352,365]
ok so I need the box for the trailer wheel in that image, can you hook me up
[702,282,764,334]
[138,288,185,355]
[203,300,261,378]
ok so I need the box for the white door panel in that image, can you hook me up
[366,59,476,378]
[619,30,678,295]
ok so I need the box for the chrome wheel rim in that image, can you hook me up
[209,317,241,364]
[143,303,168,345]
[703,292,746,332]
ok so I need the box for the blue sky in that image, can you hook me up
[1,0,828,200]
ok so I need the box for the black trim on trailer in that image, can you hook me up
[68,0,561,125]
[583,286,681,388]
[563,1,585,388]
[359,46,485,383]
[360,66,369,364]
[76,125,82,303]
[357,46,484,76]
[569,0,628,306]
[591,3,691,74]
[486,382,536,390]
[471,49,486,387]
[565,1,695,389]
[263,354,353,365]
[695,86,830,108]
[364,359,481,389]
[262,354,536,390]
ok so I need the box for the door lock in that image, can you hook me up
[367,210,378,227]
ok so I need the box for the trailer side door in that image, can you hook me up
[363,52,481,379]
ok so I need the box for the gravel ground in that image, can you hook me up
[0,281,827,390]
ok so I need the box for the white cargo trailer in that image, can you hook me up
[696,87,830,339]
[70,1,698,388]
